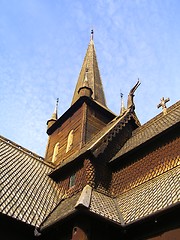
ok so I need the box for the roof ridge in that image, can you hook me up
[133,100,180,135]
[113,198,125,225]
[89,110,131,150]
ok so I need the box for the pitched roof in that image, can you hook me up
[111,100,180,162]
[0,135,63,227]
[41,186,123,230]
[42,163,180,229]
[71,35,107,107]
[90,165,180,224]
[116,165,180,224]
[41,192,81,230]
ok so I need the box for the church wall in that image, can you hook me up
[57,160,89,197]
[84,158,95,187]
[86,105,112,143]
[56,158,98,197]
[111,134,180,196]
[45,105,84,165]
[89,121,134,195]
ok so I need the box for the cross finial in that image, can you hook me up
[157,97,170,115]
[56,98,59,108]
[91,29,94,41]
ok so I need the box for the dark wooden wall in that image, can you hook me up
[45,105,84,165]
[85,105,111,143]
[110,134,180,197]
[45,102,113,166]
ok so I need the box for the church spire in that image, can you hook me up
[71,30,107,107]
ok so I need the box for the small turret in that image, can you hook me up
[47,98,59,129]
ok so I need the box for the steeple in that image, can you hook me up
[71,30,107,107]
[45,32,116,165]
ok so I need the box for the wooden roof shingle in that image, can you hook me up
[0,135,63,227]
[111,100,180,162]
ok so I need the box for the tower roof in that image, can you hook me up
[71,30,107,107]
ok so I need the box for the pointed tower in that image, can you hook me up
[44,31,115,165]
[71,30,107,107]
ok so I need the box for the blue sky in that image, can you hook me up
[0,0,179,156]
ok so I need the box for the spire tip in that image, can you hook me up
[91,29,94,41]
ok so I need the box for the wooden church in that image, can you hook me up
[0,31,180,240]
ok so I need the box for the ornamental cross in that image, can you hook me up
[157,97,170,115]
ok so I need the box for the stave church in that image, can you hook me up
[0,31,180,240]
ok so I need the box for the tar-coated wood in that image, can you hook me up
[111,131,180,196]
[45,101,112,166]
[85,105,112,143]
[45,105,84,165]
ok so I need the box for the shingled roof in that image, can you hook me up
[42,162,180,230]
[111,100,180,162]
[0,135,63,227]
[117,165,180,224]
[41,186,123,230]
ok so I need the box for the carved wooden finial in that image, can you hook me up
[127,79,141,110]
[157,97,170,115]
[120,92,126,115]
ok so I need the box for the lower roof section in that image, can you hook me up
[41,164,180,230]
[117,165,180,224]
